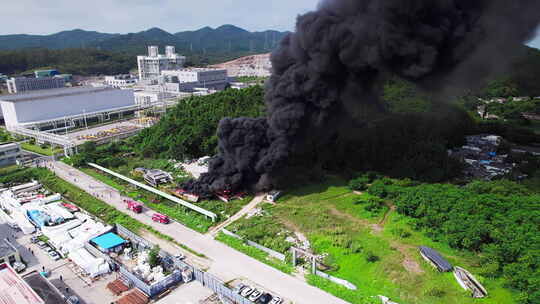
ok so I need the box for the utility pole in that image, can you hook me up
[83,109,88,130]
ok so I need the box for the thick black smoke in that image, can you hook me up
[183,0,540,197]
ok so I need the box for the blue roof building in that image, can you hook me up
[91,232,126,253]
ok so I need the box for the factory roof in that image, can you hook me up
[0,264,46,304]
[163,67,226,73]
[91,232,126,249]
[0,86,121,103]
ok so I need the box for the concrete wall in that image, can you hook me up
[0,143,20,168]
[0,88,135,128]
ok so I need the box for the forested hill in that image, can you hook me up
[0,25,289,54]
[132,86,266,159]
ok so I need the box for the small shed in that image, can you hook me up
[91,232,126,253]
[419,246,453,272]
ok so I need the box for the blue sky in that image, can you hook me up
[0,0,319,35]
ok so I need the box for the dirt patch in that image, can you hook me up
[392,242,424,274]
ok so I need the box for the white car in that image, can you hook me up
[48,251,61,261]
[249,290,262,302]
[235,283,247,294]
[269,297,283,304]
[240,287,253,297]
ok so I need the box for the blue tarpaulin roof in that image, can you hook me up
[91,232,125,249]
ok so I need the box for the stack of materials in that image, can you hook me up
[453,266,488,298]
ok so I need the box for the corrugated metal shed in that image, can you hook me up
[419,246,453,272]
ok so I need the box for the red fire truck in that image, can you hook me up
[152,213,170,224]
[124,199,143,214]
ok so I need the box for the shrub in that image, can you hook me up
[367,180,389,198]
[148,245,161,268]
[349,176,370,191]
[365,251,380,263]
[364,197,385,212]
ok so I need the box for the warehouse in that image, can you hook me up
[0,86,138,131]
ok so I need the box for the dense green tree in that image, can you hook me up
[133,86,265,159]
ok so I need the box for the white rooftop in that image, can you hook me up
[0,86,119,102]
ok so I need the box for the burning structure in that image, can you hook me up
[183,0,540,196]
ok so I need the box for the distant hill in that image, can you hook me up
[0,29,118,50]
[0,25,290,55]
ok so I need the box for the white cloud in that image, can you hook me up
[0,0,319,35]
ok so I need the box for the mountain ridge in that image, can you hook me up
[0,26,290,54]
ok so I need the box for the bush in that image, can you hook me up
[364,197,385,212]
[148,245,160,268]
[348,176,370,191]
[365,251,380,263]
[367,180,389,198]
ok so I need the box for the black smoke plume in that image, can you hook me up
[183,0,540,197]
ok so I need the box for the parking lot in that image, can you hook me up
[8,227,117,304]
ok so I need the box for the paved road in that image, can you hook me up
[47,161,349,304]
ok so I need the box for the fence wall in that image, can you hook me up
[116,224,255,303]
[222,229,286,261]
[314,270,357,290]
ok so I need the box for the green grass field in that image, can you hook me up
[21,143,63,156]
[231,176,517,304]
[215,232,294,274]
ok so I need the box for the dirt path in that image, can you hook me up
[207,194,265,236]
[330,203,423,274]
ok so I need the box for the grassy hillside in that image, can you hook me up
[226,176,524,304]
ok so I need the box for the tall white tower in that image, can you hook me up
[165,46,176,58]
[148,46,159,57]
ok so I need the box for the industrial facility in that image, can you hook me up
[6,77,65,94]
[137,46,186,80]
[161,68,230,92]
[104,74,138,88]
[0,86,137,131]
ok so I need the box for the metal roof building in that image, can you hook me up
[91,232,126,252]
[0,86,136,130]
[419,246,453,272]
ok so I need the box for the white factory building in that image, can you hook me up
[6,76,65,94]
[104,75,138,88]
[137,46,186,80]
[0,87,137,131]
[134,90,177,107]
[161,68,231,92]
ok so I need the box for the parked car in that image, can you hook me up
[12,262,26,273]
[174,253,185,260]
[44,246,54,253]
[66,296,79,304]
[240,286,254,297]
[269,297,283,304]
[30,236,39,244]
[234,283,247,294]
[249,289,262,302]
[48,251,61,261]
[37,241,47,249]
